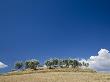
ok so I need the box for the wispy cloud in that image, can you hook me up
[0,62,8,68]
[87,49,110,71]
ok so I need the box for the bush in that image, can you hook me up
[15,61,23,70]
[25,59,39,70]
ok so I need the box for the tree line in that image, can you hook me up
[14,58,89,71]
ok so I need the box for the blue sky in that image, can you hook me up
[0,0,110,72]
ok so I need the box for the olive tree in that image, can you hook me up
[25,59,39,70]
[45,59,54,69]
[15,61,23,70]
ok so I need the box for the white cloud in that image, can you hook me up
[0,62,7,68]
[87,49,110,71]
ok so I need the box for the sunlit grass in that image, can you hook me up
[0,71,110,82]
[0,68,109,82]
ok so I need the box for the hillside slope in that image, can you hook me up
[0,72,110,82]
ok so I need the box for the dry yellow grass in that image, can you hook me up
[2,68,96,76]
[0,72,110,82]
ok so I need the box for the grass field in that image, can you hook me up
[0,71,110,82]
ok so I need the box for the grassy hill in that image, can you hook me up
[0,72,110,82]
[0,68,110,82]
[2,68,95,76]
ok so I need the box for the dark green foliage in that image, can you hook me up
[25,59,39,70]
[45,59,53,69]
[58,59,64,68]
[82,62,89,67]
[63,59,69,68]
[14,58,89,70]
[45,58,83,69]
[68,59,74,67]
[25,61,30,69]
[15,61,23,70]
[53,58,59,66]
[72,60,79,68]
[15,59,39,70]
